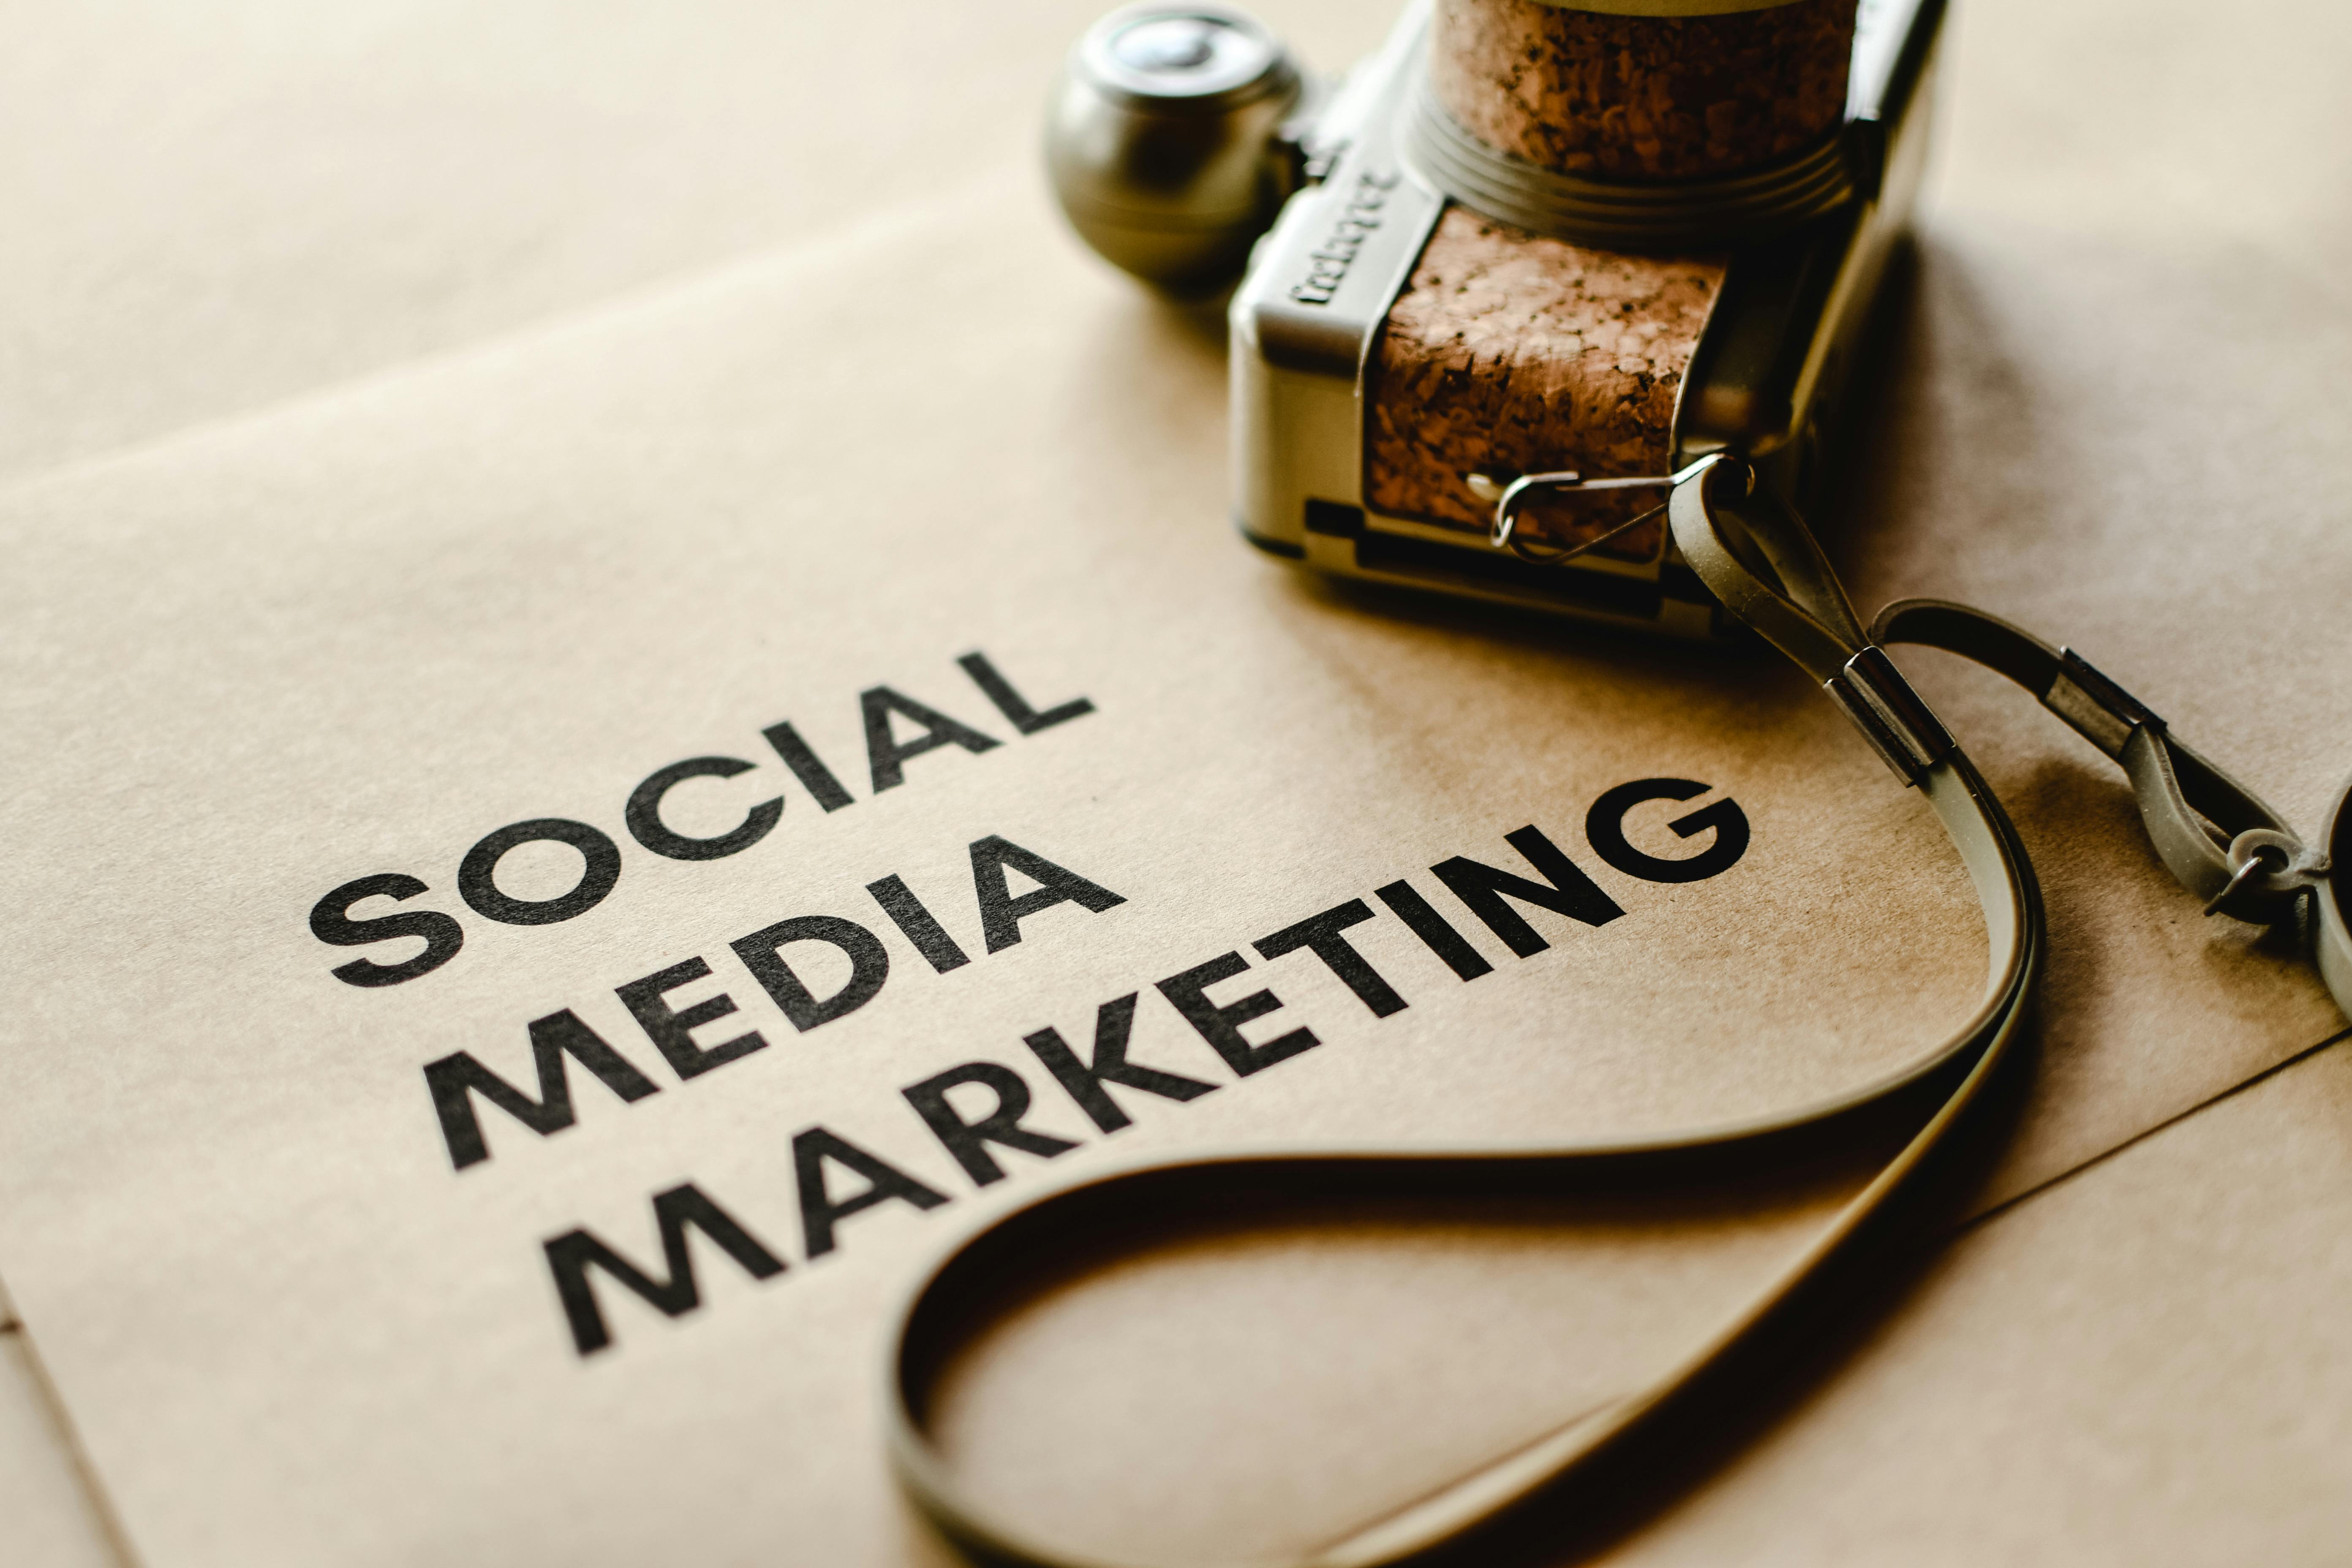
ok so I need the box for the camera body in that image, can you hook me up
[1051,0,1943,637]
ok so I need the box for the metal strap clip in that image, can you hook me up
[2044,646,2164,758]
[1826,645,1954,786]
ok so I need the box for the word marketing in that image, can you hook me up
[488,776,1753,1356]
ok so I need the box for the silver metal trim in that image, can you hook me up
[1827,646,1952,785]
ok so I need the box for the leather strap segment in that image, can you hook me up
[1870,597,2319,928]
[885,463,2045,1568]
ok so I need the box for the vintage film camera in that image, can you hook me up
[1048,0,1940,637]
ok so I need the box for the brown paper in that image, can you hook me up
[0,1328,119,1568]
[0,172,1996,1565]
[0,0,2348,1563]
[1592,1038,2352,1565]
[0,0,1390,484]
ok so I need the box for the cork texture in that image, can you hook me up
[1365,205,1726,557]
[1430,0,1857,181]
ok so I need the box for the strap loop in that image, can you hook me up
[1870,597,2320,928]
[884,467,2047,1568]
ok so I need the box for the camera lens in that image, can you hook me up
[1116,20,1217,73]
[1101,14,1276,94]
[1046,4,1303,295]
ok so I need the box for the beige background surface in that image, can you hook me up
[0,166,1998,1568]
[0,0,1384,484]
[1,0,2347,1563]
[0,1311,117,1568]
[1598,1037,2352,1567]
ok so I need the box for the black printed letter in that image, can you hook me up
[426,1010,662,1171]
[969,836,1126,953]
[1155,952,1318,1076]
[957,651,1094,735]
[457,818,623,926]
[544,1183,786,1356]
[1024,994,1217,1132]
[310,872,464,988]
[1430,826,1623,957]
[902,1062,1081,1186]
[730,916,890,1032]
[792,1127,950,1257]
[1584,779,1750,884]
[1372,880,1493,981]
[866,875,971,973]
[860,687,999,792]
[624,757,781,861]
[1254,899,1407,1017]
[762,721,856,812]
[616,957,768,1078]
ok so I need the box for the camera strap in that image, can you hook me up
[1867,598,2332,925]
[885,460,2053,1568]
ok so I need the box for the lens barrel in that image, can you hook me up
[1045,3,1304,294]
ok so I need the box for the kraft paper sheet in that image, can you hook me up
[1,0,2348,1563]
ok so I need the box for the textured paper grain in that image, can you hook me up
[0,0,2349,1563]
[0,172,1989,1567]
[0,0,1386,483]
[0,1328,116,1568]
[1592,1037,2352,1565]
